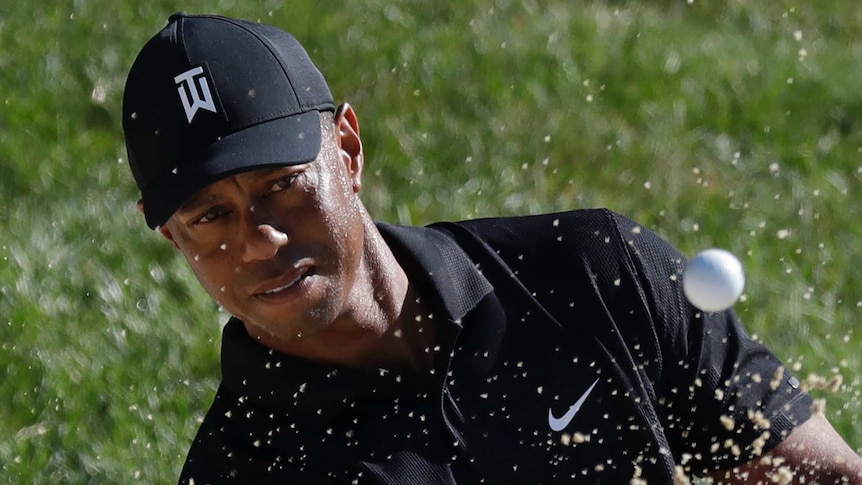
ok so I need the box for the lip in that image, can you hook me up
[252,266,313,302]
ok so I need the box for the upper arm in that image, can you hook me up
[706,412,862,484]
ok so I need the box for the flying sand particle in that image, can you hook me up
[672,465,691,485]
[811,399,826,415]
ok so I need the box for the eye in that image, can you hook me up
[265,175,298,196]
[193,207,228,225]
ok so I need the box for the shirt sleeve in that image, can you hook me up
[614,213,813,476]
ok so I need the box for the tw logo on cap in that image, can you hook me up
[175,66,217,123]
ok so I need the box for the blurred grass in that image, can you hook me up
[1,0,861,482]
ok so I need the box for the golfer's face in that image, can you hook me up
[161,124,366,341]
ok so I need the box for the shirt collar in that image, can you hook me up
[376,222,493,323]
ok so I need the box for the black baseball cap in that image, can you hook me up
[122,12,335,229]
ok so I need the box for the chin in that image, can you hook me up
[250,309,334,341]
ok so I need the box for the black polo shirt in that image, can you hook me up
[178,209,812,484]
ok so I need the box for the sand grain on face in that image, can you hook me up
[770,466,794,485]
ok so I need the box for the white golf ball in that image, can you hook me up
[683,248,745,312]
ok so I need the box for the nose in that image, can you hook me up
[241,223,289,263]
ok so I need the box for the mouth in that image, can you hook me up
[262,274,304,294]
[253,267,314,300]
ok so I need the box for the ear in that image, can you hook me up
[158,224,180,250]
[139,199,179,248]
[334,102,364,193]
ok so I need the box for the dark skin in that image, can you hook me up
[706,412,862,484]
[143,103,862,483]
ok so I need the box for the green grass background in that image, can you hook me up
[2,1,861,482]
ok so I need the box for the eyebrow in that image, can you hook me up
[256,166,295,178]
[176,166,297,215]
[177,190,222,216]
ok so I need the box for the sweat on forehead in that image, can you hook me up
[122,12,335,230]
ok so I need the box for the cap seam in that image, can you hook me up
[173,16,191,65]
[231,109,314,134]
[198,16,304,110]
[220,103,330,138]
[178,15,315,135]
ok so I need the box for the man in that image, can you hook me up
[122,12,862,484]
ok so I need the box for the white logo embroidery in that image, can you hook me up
[174,66,217,123]
[547,378,599,432]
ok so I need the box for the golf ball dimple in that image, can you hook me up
[683,248,745,312]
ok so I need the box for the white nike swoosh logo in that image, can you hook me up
[547,378,599,432]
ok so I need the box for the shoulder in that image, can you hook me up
[433,208,682,275]
[443,208,657,250]
[445,208,623,241]
[427,209,688,333]
[431,209,690,350]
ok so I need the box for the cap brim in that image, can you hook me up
[141,110,322,229]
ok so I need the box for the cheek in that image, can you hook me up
[323,204,366,284]
[180,240,241,297]
[318,168,363,229]
[318,201,358,256]
[187,255,227,294]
